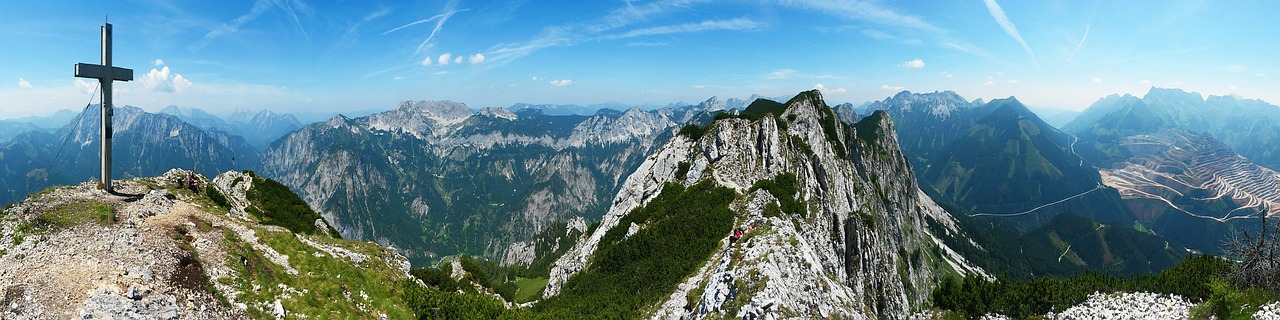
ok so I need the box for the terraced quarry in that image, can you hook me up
[1099,129,1280,251]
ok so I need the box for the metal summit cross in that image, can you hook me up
[74,23,133,193]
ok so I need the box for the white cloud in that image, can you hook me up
[1224,65,1247,73]
[768,69,798,79]
[550,79,572,87]
[421,56,433,66]
[1093,77,1102,84]
[454,56,462,64]
[1255,73,1268,78]
[995,71,1005,76]
[434,70,448,75]
[154,59,165,66]
[438,53,452,65]
[692,84,707,89]
[982,0,1036,64]
[1229,85,1240,91]
[469,54,485,64]
[880,84,904,91]
[1007,79,1018,84]
[74,79,95,94]
[814,83,847,94]
[18,78,32,89]
[1140,80,1151,85]
[140,66,194,93]
[983,80,996,87]
[531,76,540,81]
[900,59,925,69]
[941,71,953,78]
[608,18,761,39]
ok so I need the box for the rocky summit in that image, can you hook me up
[546,91,985,319]
[0,169,415,319]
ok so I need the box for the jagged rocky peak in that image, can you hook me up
[394,100,473,119]
[870,90,972,118]
[324,114,351,127]
[699,96,726,111]
[1143,86,1206,105]
[546,90,983,319]
[366,100,474,137]
[477,106,518,121]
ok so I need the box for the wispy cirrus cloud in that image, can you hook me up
[384,0,468,55]
[605,18,761,39]
[480,0,716,68]
[779,0,940,32]
[766,69,836,80]
[1068,23,1090,62]
[982,0,1037,65]
[481,0,950,69]
[191,0,312,51]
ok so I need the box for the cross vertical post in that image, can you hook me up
[75,23,133,193]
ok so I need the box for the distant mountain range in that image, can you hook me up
[1067,87,1280,171]
[1065,87,1280,253]
[863,91,1135,230]
[0,109,78,143]
[259,99,715,265]
[160,106,302,149]
[0,106,258,206]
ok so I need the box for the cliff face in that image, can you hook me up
[546,91,984,319]
[0,169,414,319]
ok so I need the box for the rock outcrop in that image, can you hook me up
[546,90,984,319]
[0,169,414,319]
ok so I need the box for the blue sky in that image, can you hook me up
[0,0,1275,119]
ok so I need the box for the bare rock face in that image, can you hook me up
[0,169,414,319]
[545,90,985,319]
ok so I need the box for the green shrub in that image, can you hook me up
[856,211,877,230]
[534,181,736,318]
[750,173,805,217]
[676,162,692,181]
[932,254,1234,318]
[678,124,708,140]
[739,99,787,121]
[242,171,337,236]
[205,186,229,208]
[713,111,736,120]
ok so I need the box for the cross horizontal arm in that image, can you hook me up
[74,63,134,82]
